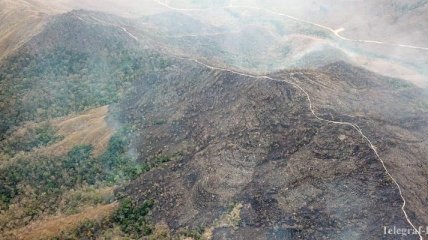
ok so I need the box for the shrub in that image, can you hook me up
[113,198,154,237]
[1,123,63,155]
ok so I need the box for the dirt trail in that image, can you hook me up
[80,2,423,238]
[153,0,428,51]
[174,54,424,240]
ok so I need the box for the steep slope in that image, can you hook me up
[0,10,172,138]
[0,0,54,61]
[111,60,421,239]
[274,62,428,228]
[0,10,176,238]
[1,5,427,240]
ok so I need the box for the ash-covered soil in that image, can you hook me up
[115,61,418,239]
[277,62,428,229]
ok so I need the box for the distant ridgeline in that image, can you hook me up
[1,6,428,240]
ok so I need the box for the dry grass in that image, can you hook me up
[7,202,118,240]
[38,105,114,157]
[215,203,243,229]
[0,0,58,61]
[202,203,243,240]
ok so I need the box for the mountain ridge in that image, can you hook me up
[0,4,427,239]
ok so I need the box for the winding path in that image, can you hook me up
[150,1,424,239]
[81,1,424,238]
[174,55,424,240]
[153,0,428,51]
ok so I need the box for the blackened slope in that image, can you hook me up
[275,61,428,229]
[117,61,415,239]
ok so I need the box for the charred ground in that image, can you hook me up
[113,60,422,239]
[0,8,427,240]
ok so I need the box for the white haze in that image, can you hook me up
[36,0,428,87]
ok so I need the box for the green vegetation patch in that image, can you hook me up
[54,197,155,239]
[0,145,99,210]
[113,198,154,237]
[0,45,173,139]
[1,123,63,156]
[0,127,147,229]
